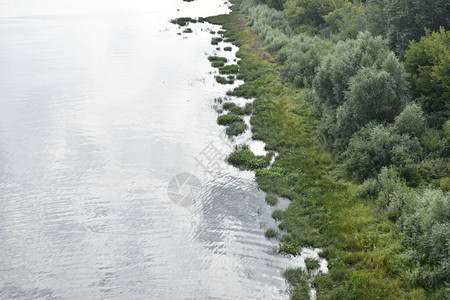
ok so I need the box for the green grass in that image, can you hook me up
[212,61,225,68]
[211,37,223,45]
[224,46,232,51]
[225,120,247,137]
[208,56,227,63]
[183,28,193,33]
[217,113,241,125]
[265,228,278,239]
[219,64,239,74]
[305,258,320,271]
[170,17,196,26]
[215,75,234,84]
[222,102,236,110]
[206,9,426,300]
[265,193,278,206]
[227,145,272,170]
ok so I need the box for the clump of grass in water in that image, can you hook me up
[217,113,241,126]
[211,37,223,45]
[215,76,234,84]
[278,240,301,255]
[227,145,272,170]
[208,56,227,68]
[283,268,310,299]
[265,228,278,239]
[170,17,196,26]
[226,120,247,137]
[224,46,232,51]
[219,64,239,75]
[305,258,320,271]
[265,193,278,206]
[183,28,193,33]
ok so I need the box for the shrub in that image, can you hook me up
[314,32,391,108]
[343,124,423,182]
[393,103,426,138]
[224,46,232,51]
[399,189,450,288]
[355,178,380,200]
[277,34,330,87]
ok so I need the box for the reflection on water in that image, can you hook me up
[0,0,313,298]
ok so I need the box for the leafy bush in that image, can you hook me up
[277,34,330,87]
[355,178,379,200]
[314,32,391,108]
[399,189,450,289]
[247,5,291,36]
[343,124,423,181]
[393,103,426,138]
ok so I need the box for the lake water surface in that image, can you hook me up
[0,0,307,298]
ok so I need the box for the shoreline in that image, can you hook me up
[203,4,427,300]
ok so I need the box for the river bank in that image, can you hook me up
[205,6,427,300]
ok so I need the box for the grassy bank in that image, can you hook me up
[206,10,427,300]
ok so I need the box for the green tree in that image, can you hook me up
[404,27,450,126]
[394,103,426,138]
[384,0,450,54]
[285,0,342,31]
[314,31,389,108]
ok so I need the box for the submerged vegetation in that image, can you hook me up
[206,0,449,298]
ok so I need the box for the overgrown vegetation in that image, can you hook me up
[206,1,449,297]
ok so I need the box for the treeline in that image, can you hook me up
[235,0,449,297]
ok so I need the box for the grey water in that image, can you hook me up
[0,0,307,298]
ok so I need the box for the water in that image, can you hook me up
[0,1,327,298]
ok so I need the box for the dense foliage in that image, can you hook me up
[210,0,449,297]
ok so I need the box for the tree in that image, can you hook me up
[394,103,426,138]
[384,0,450,54]
[313,31,389,108]
[277,34,331,87]
[404,27,450,126]
[285,0,342,30]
